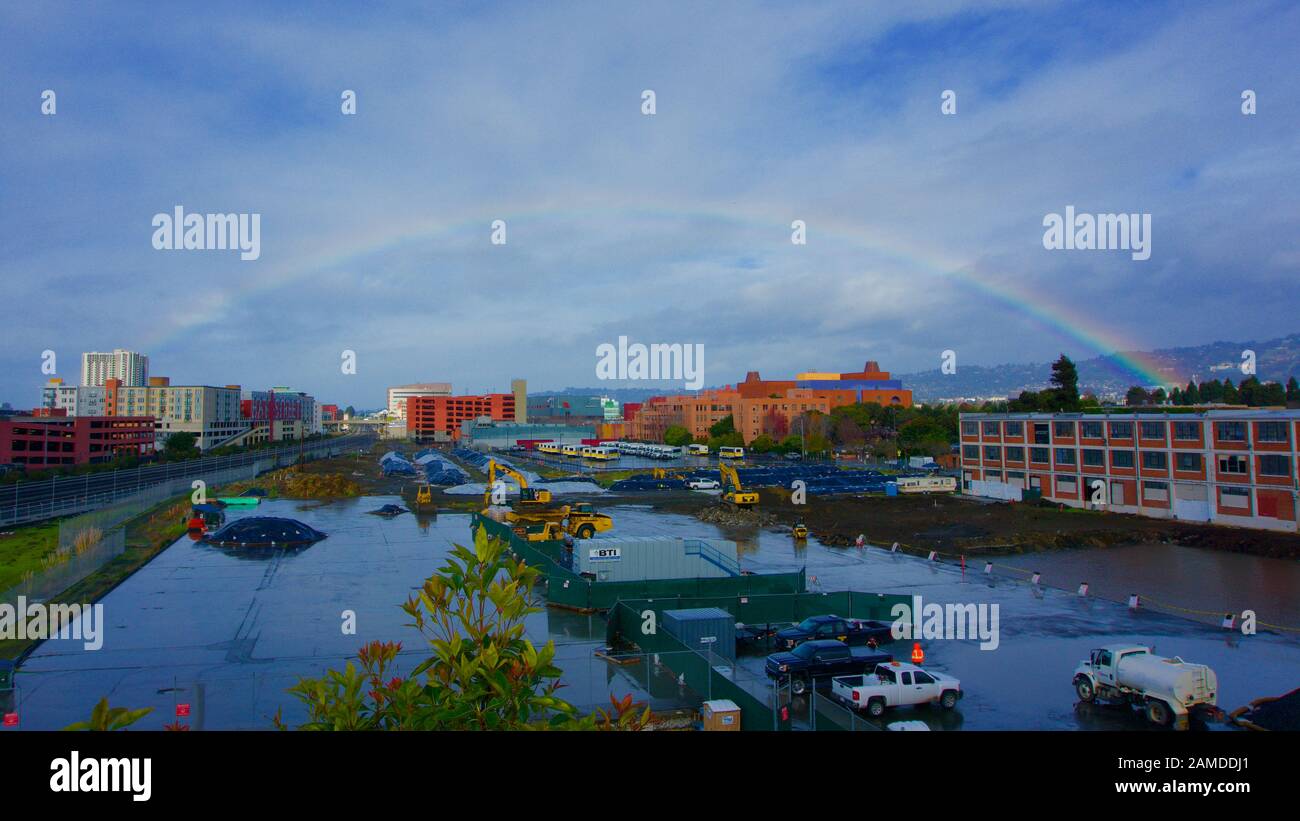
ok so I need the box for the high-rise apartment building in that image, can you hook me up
[81,349,149,387]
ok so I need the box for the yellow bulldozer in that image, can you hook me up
[720,462,759,508]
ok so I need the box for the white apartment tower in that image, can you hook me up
[82,349,149,387]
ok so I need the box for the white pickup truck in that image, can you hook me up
[831,662,962,717]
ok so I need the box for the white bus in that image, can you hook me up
[537,442,561,455]
[561,444,582,458]
[585,446,619,461]
[688,444,709,455]
[719,446,745,459]
[896,475,957,494]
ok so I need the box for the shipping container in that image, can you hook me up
[663,608,737,661]
[573,536,739,582]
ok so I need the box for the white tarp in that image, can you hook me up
[969,480,1023,501]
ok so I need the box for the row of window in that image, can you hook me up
[964,445,1293,477]
[963,419,1291,443]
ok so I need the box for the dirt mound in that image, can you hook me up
[694,504,777,528]
[258,470,363,499]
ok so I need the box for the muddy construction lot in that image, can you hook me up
[282,444,1300,560]
[652,489,1300,560]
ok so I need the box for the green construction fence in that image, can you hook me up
[472,513,806,611]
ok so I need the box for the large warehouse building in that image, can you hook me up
[959,409,1300,533]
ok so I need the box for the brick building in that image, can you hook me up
[407,393,517,442]
[959,409,1300,532]
[628,361,912,444]
[0,412,155,469]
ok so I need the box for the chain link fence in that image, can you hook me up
[0,434,373,527]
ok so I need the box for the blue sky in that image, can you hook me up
[1,0,1297,407]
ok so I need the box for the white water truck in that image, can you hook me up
[1073,644,1219,730]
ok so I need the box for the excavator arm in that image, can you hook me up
[484,459,553,506]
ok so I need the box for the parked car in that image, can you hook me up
[687,478,720,490]
[832,662,962,717]
[735,622,779,649]
[775,615,893,650]
[765,640,893,694]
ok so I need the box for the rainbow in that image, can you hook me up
[141,201,1173,387]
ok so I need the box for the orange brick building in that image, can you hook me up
[629,361,912,444]
[407,393,517,443]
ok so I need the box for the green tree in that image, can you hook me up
[283,527,648,730]
[662,425,692,447]
[1257,381,1286,406]
[778,435,803,454]
[708,415,735,438]
[1184,380,1200,404]
[1008,390,1041,412]
[1287,377,1300,403]
[1047,354,1080,411]
[1222,379,1239,404]
[1238,376,1261,406]
[750,434,776,453]
[1125,386,1150,407]
[163,431,199,460]
[897,416,950,457]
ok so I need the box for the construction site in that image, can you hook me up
[10,439,1297,733]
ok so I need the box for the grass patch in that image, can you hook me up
[0,522,59,593]
[0,498,190,662]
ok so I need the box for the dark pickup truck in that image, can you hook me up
[766,640,893,694]
[775,615,894,650]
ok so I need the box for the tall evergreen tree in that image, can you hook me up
[1287,377,1300,402]
[1222,379,1240,404]
[1184,380,1199,404]
[1049,354,1080,411]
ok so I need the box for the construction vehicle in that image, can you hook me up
[792,522,809,540]
[482,460,554,510]
[1073,644,1219,729]
[719,462,759,508]
[562,502,614,538]
[479,460,613,537]
[403,481,436,513]
[651,467,688,481]
[512,521,565,542]
[505,502,613,538]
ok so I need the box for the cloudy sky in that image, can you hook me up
[2,0,1297,407]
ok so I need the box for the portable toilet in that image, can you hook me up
[701,699,742,731]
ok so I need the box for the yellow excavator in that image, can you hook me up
[720,462,759,508]
[483,460,613,538]
[482,460,554,511]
